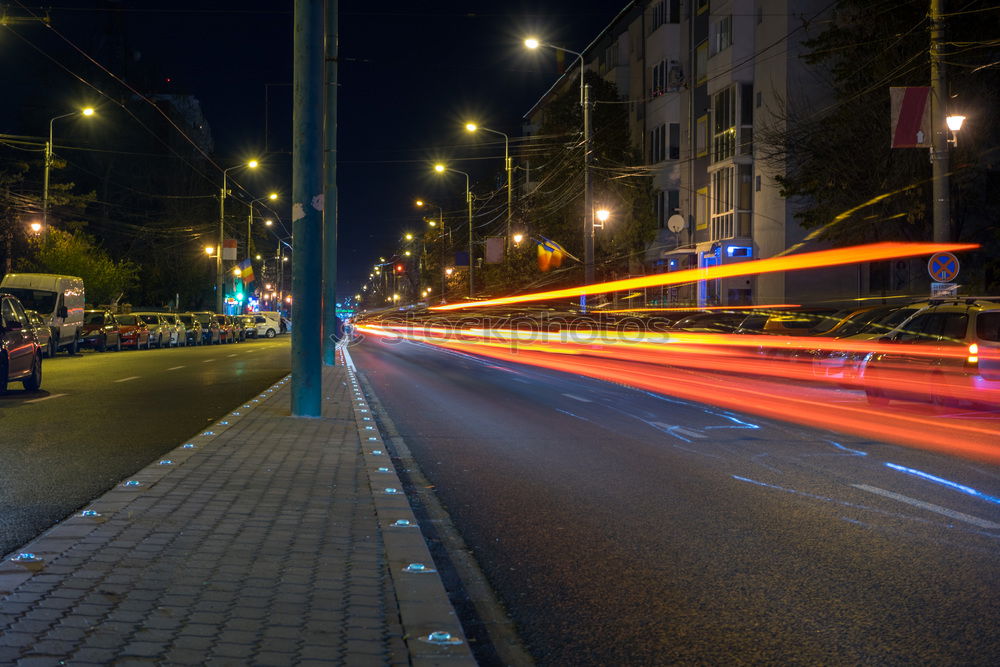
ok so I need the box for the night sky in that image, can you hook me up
[1,0,624,297]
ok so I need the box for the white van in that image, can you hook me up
[251,311,282,338]
[0,273,85,355]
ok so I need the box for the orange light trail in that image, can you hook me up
[354,323,1000,462]
[429,242,978,311]
[599,304,802,314]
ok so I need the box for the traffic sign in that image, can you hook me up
[927,252,960,282]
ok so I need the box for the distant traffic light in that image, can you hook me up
[395,264,405,273]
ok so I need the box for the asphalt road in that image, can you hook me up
[351,336,1000,665]
[0,337,290,557]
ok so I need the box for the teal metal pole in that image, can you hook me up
[322,0,339,366]
[291,0,323,416]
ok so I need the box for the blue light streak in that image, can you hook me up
[884,463,1000,506]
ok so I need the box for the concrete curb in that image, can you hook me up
[342,346,476,665]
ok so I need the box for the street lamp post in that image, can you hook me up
[246,192,278,286]
[416,199,448,302]
[218,160,259,312]
[525,39,594,292]
[43,107,94,229]
[433,164,474,298]
[464,123,512,250]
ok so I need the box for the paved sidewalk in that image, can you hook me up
[0,348,474,665]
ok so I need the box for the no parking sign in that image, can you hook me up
[927,252,960,282]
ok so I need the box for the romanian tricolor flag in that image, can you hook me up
[239,258,254,284]
[536,236,569,272]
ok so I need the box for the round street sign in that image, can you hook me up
[927,252,960,282]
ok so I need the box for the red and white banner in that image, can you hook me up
[222,239,237,261]
[890,86,931,148]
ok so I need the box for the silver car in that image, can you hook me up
[161,313,188,347]
[24,309,55,358]
[134,312,175,348]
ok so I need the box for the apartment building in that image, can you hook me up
[525,0,868,306]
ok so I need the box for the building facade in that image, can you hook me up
[524,0,869,307]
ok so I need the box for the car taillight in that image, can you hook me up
[967,343,978,365]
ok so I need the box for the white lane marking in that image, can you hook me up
[114,376,141,383]
[562,393,592,403]
[166,365,185,371]
[203,359,216,363]
[853,484,1000,530]
[25,393,66,403]
[646,420,706,440]
[227,354,237,358]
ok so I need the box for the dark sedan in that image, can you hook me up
[80,309,123,352]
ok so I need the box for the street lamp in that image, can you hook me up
[433,163,474,298]
[218,159,260,312]
[29,222,42,235]
[43,107,96,229]
[465,122,512,249]
[525,38,594,292]
[594,208,611,229]
[247,191,279,264]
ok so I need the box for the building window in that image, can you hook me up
[695,41,708,85]
[603,42,620,71]
[696,115,709,157]
[739,83,754,156]
[656,190,680,228]
[650,124,666,163]
[755,174,762,192]
[696,188,709,231]
[712,16,733,55]
[651,61,664,97]
[712,87,736,163]
[711,167,735,240]
[649,0,680,31]
[669,123,680,160]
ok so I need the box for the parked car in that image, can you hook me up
[161,314,188,346]
[135,312,176,348]
[80,309,123,352]
[214,314,236,343]
[113,313,152,350]
[252,311,282,338]
[227,315,247,342]
[0,292,42,392]
[238,315,257,339]
[810,305,922,386]
[24,309,54,358]
[670,311,756,334]
[188,312,221,345]
[863,298,1000,408]
[0,273,84,355]
[177,313,205,345]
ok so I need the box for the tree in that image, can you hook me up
[520,72,657,289]
[27,228,139,306]
[757,0,1000,276]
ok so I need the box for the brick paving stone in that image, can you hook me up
[170,635,213,651]
[210,642,256,659]
[27,639,78,654]
[0,365,475,666]
[254,650,299,666]
[163,647,208,665]
[120,641,168,658]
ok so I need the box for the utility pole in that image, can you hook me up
[467,186,474,298]
[583,83,594,287]
[291,0,323,416]
[322,0,339,366]
[929,0,950,243]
